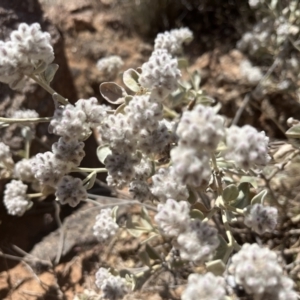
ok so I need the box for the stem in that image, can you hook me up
[27,193,43,198]
[71,167,107,173]
[202,207,219,222]
[163,105,178,118]
[28,74,69,105]
[25,139,31,160]
[0,117,51,124]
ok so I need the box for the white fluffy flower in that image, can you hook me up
[181,272,226,300]
[240,60,263,84]
[154,27,193,55]
[225,125,270,169]
[96,55,124,75]
[124,95,163,132]
[99,114,137,152]
[244,204,278,234]
[0,142,14,168]
[105,152,140,188]
[52,137,85,167]
[0,23,54,89]
[3,180,31,216]
[129,180,150,201]
[138,120,172,154]
[155,199,190,237]
[75,97,107,128]
[133,157,152,180]
[31,151,70,187]
[150,167,188,202]
[177,220,219,262]
[95,268,128,300]
[11,109,39,119]
[176,104,224,151]
[171,146,211,187]
[93,208,119,242]
[139,49,181,98]
[228,243,283,295]
[14,158,36,182]
[48,105,91,140]
[55,175,87,207]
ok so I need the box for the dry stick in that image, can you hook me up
[54,202,65,265]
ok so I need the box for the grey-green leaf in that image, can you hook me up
[123,69,140,92]
[44,63,59,83]
[222,184,239,203]
[100,82,126,104]
[205,259,226,276]
[286,125,300,139]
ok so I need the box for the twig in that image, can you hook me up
[54,202,65,265]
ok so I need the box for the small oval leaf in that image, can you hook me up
[286,125,300,139]
[190,209,205,220]
[222,184,239,203]
[123,69,140,92]
[96,145,112,164]
[205,259,226,276]
[44,63,59,83]
[100,82,126,104]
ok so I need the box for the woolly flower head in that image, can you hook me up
[181,272,226,300]
[129,180,150,201]
[171,147,211,187]
[14,158,36,182]
[99,114,136,152]
[139,49,181,98]
[52,137,85,167]
[4,180,31,216]
[228,243,283,295]
[11,109,39,119]
[155,199,190,237]
[138,120,172,155]
[150,167,188,202]
[0,142,14,168]
[75,97,107,128]
[0,23,54,89]
[124,94,163,133]
[244,204,278,235]
[225,125,270,169]
[49,104,91,140]
[93,208,119,242]
[240,60,263,84]
[95,268,129,300]
[105,152,141,188]
[55,175,87,207]
[176,220,219,262]
[176,104,224,151]
[154,27,193,55]
[31,151,70,187]
[96,55,124,76]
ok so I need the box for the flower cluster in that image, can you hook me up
[154,27,193,55]
[93,208,119,242]
[14,158,36,182]
[229,243,297,299]
[138,49,181,98]
[95,268,129,300]
[225,125,270,169]
[0,142,14,169]
[96,55,124,76]
[3,180,31,216]
[240,59,263,84]
[155,199,190,237]
[150,167,188,202]
[181,272,226,300]
[244,203,278,234]
[0,23,54,89]
[177,219,220,262]
[55,175,87,207]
